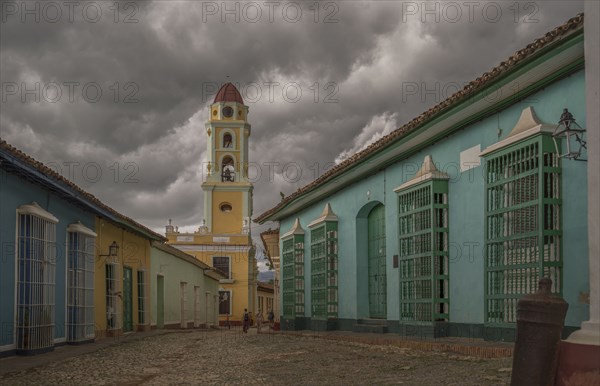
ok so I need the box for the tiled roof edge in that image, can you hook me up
[0,139,166,242]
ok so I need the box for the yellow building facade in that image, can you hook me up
[166,83,257,324]
[94,217,161,338]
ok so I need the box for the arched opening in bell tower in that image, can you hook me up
[221,156,235,182]
[223,133,233,148]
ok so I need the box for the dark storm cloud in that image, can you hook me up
[0,0,583,236]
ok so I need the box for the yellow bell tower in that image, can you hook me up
[165,83,257,325]
[203,82,253,234]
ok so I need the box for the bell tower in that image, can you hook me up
[202,83,253,235]
[165,82,257,325]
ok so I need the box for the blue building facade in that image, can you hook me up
[1,141,168,356]
[257,15,589,340]
[0,146,98,355]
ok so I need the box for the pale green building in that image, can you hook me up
[151,242,224,329]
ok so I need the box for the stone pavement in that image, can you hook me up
[0,328,174,376]
[0,327,514,385]
[279,330,514,359]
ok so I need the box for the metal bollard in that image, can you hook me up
[511,278,569,386]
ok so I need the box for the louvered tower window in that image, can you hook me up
[309,204,339,320]
[16,203,58,353]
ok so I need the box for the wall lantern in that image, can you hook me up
[100,241,119,257]
[552,108,587,160]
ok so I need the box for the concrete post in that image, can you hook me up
[510,278,568,386]
[556,5,600,385]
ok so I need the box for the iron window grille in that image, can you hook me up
[16,205,58,352]
[483,135,562,325]
[281,235,305,318]
[66,225,96,342]
[105,261,121,331]
[397,179,450,323]
[212,256,231,279]
[309,222,338,320]
[137,270,148,326]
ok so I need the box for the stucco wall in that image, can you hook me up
[0,170,95,351]
[279,69,588,329]
[150,246,219,327]
[94,219,152,334]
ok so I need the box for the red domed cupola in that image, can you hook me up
[213,82,244,104]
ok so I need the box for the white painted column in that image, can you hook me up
[567,2,600,346]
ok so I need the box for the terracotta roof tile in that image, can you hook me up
[214,82,244,104]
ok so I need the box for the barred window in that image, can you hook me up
[213,256,230,279]
[66,223,96,343]
[106,262,121,331]
[309,220,338,320]
[137,270,148,325]
[484,136,562,325]
[281,226,305,318]
[397,179,449,323]
[16,203,58,352]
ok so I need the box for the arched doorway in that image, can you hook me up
[368,204,386,318]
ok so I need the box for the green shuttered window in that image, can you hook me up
[310,222,338,320]
[484,135,562,325]
[397,179,449,323]
[282,235,304,318]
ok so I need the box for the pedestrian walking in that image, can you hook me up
[256,309,263,333]
[242,308,250,333]
[268,309,275,330]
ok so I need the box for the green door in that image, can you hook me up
[368,204,387,318]
[123,266,133,332]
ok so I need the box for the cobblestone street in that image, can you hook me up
[1,329,512,385]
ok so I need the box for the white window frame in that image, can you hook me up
[212,255,232,282]
[15,202,58,352]
[218,289,232,316]
[66,222,96,342]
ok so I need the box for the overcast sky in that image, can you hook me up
[0,0,583,256]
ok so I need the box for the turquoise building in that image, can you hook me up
[256,15,589,340]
